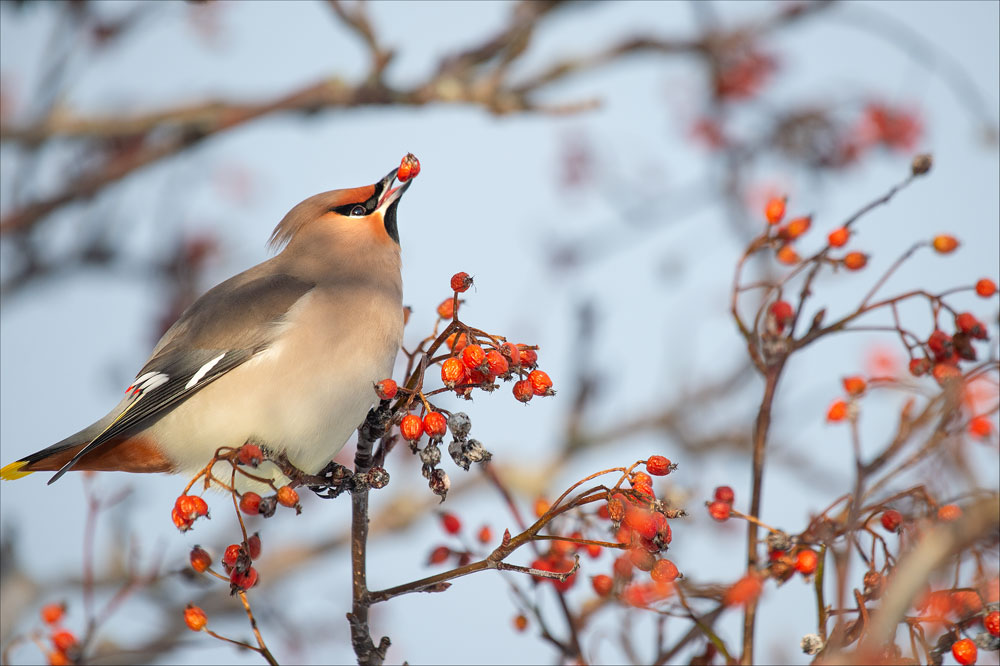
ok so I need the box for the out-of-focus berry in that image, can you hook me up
[932,234,959,254]
[828,227,849,247]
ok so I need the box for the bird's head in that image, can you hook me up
[269,163,414,253]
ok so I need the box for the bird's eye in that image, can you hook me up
[350,205,367,216]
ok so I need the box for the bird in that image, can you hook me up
[1,158,416,487]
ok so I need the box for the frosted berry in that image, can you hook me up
[828,227,849,247]
[764,196,786,225]
[932,234,959,254]
[843,252,868,271]
[951,637,977,665]
[423,412,447,439]
[374,379,397,400]
[400,413,424,441]
[513,380,533,402]
[975,278,997,297]
[450,271,473,293]
[441,357,466,388]
[184,604,208,631]
[645,455,674,476]
[528,370,554,396]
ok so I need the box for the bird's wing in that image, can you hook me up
[48,271,315,483]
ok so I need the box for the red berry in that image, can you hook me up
[951,637,977,665]
[645,455,673,476]
[374,378,397,400]
[428,546,451,565]
[768,300,794,332]
[400,413,424,441]
[485,349,509,377]
[40,603,65,625]
[937,504,962,522]
[984,610,1000,637]
[441,357,466,388]
[247,533,262,559]
[222,543,241,570]
[440,512,461,534]
[955,312,987,339]
[519,348,538,368]
[230,566,259,591]
[237,444,263,467]
[969,416,993,438]
[51,630,77,653]
[184,604,208,631]
[500,342,520,365]
[513,380,533,403]
[932,234,959,254]
[708,500,731,522]
[714,486,735,503]
[843,251,868,271]
[175,494,209,520]
[190,546,212,573]
[651,558,679,583]
[612,554,634,581]
[842,376,867,396]
[794,549,818,575]
[239,492,261,515]
[880,509,902,532]
[528,369,553,396]
[628,546,656,572]
[975,278,997,297]
[827,226,850,247]
[592,574,614,597]
[826,399,849,422]
[624,506,658,540]
[276,486,299,508]
[764,196,786,225]
[450,271,473,293]
[397,153,420,182]
[724,575,763,607]
[423,412,447,438]
[462,344,486,370]
[909,358,931,376]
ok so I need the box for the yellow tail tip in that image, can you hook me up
[0,461,32,480]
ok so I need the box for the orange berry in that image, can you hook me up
[783,215,812,240]
[519,348,538,368]
[229,566,259,591]
[932,362,961,385]
[374,378,397,400]
[612,554,634,581]
[440,357,466,389]
[764,196,786,225]
[46,651,70,666]
[842,376,867,396]
[436,297,456,319]
[969,416,993,438]
[586,543,602,558]
[645,455,673,476]
[513,379,533,402]
[40,603,65,625]
[276,486,299,508]
[462,344,487,371]
[624,506,658,540]
[628,547,656,572]
[714,486,735,503]
[450,271,473,293]
[724,575,763,606]
[880,509,903,532]
[446,332,468,352]
[937,504,962,522]
[175,494,209,519]
[440,512,461,534]
[428,545,450,565]
[477,525,492,544]
[592,574,614,597]
[533,497,550,517]
[794,549,818,575]
[951,637,977,665]
[500,342,520,364]
[827,226,850,247]
[189,546,212,573]
[708,500,731,522]
[985,610,1000,636]
[171,507,192,531]
[237,444,263,467]
[239,492,261,515]
[423,411,447,438]
[776,245,800,265]
[513,614,528,632]
[975,278,997,297]
[485,349,508,377]
[400,413,424,441]
[528,369,553,396]
[50,630,77,653]
[826,399,849,422]
[843,251,868,270]
[184,604,208,631]
[651,558,679,583]
[932,234,959,254]
[396,153,420,182]
[955,312,987,339]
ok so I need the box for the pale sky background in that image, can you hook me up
[1,2,998,664]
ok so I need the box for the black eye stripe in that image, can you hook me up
[328,181,383,216]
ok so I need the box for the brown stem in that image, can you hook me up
[741,360,784,665]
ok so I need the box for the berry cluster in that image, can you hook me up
[33,603,78,666]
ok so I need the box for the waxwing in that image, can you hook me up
[1,160,416,486]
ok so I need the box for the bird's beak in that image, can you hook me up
[377,168,412,210]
